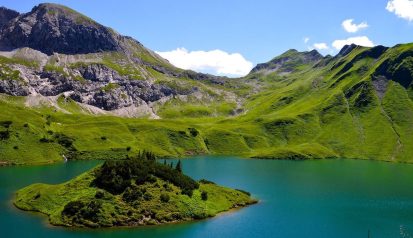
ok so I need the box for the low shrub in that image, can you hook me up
[201,191,208,201]
[160,193,170,203]
[0,131,10,140]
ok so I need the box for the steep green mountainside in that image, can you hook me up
[0,3,413,165]
[242,43,413,162]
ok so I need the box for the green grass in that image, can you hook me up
[0,55,39,68]
[14,160,256,227]
[56,96,86,114]
[44,3,98,26]
[101,55,145,80]
[2,43,413,165]
[101,83,120,92]
[44,64,69,76]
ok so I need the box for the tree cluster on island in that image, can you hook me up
[93,151,198,196]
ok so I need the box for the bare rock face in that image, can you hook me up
[91,89,134,111]
[67,64,176,110]
[0,79,29,96]
[78,64,121,82]
[0,7,19,28]
[0,3,123,55]
[337,44,358,57]
[36,71,77,96]
[0,62,179,111]
[0,3,230,114]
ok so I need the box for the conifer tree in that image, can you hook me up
[176,160,182,173]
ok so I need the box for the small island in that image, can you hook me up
[14,152,257,228]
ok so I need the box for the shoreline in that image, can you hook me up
[2,154,413,168]
[11,194,258,231]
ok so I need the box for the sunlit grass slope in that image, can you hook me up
[2,43,413,164]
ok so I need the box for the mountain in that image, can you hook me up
[243,43,413,162]
[0,3,124,54]
[0,3,237,117]
[250,49,323,74]
[0,7,19,29]
[1,3,413,165]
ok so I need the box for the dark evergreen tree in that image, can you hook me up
[176,160,182,173]
[201,191,208,201]
[94,152,198,196]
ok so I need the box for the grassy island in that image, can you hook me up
[14,152,256,228]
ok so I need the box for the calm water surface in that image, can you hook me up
[1,157,413,237]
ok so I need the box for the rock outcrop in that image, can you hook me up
[0,7,19,28]
[0,3,123,55]
[0,3,231,114]
[0,62,179,111]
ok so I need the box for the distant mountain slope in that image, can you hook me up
[0,3,243,118]
[1,3,413,165]
[250,49,323,74]
[243,43,413,162]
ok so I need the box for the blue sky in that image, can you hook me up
[2,0,413,76]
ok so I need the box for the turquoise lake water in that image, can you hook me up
[1,157,413,237]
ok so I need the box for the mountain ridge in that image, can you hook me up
[0,3,125,55]
[0,3,239,118]
[1,3,413,165]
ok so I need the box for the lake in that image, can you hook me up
[1,157,413,237]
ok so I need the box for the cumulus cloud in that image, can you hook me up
[386,0,413,21]
[313,43,329,50]
[156,48,253,77]
[342,19,369,33]
[332,36,375,50]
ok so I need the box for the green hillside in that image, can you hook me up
[1,42,413,165]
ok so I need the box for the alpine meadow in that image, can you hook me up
[1,1,413,237]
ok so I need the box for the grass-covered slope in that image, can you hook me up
[14,153,256,228]
[241,43,413,162]
[2,43,413,165]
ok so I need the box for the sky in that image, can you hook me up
[1,0,413,77]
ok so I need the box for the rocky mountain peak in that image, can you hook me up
[31,3,98,26]
[0,3,232,116]
[0,6,19,28]
[0,3,123,55]
[250,49,323,74]
[307,49,323,59]
[337,44,358,57]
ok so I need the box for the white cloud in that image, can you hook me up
[342,19,369,33]
[332,36,375,50]
[304,37,310,44]
[386,0,413,21]
[313,43,329,50]
[156,48,253,77]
